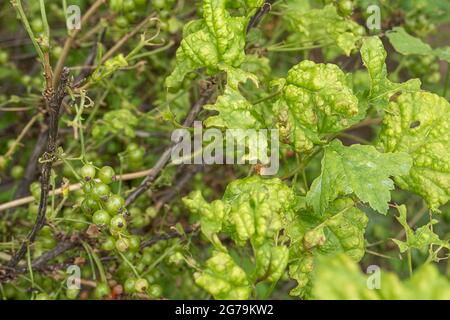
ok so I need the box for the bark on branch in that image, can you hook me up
[7,68,70,269]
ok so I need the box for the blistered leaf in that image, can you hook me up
[255,244,289,282]
[307,140,412,215]
[184,176,296,288]
[288,198,368,297]
[182,191,226,247]
[274,60,359,153]
[312,254,450,300]
[378,91,450,211]
[285,4,363,55]
[166,0,247,88]
[222,176,295,246]
[360,36,421,109]
[194,251,251,299]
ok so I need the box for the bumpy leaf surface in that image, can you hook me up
[285,4,363,55]
[274,60,359,153]
[166,0,247,88]
[194,251,251,299]
[288,198,368,297]
[184,176,296,297]
[378,91,450,211]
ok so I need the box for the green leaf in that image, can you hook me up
[386,27,433,56]
[378,91,450,211]
[285,4,363,56]
[203,67,263,129]
[182,191,226,249]
[386,27,450,62]
[274,60,360,153]
[222,176,295,246]
[165,0,248,88]
[307,140,412,215]
[255,244,289,282]
[194,251,252,299]
[288,198,368,297]
[360,36,421,109]
[184,176,296,289]
[392,205,449,254]
[312,253,450,299]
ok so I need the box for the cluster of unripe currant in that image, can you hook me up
[78,163,139,254]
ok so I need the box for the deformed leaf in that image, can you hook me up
[378,91,450,211]
[288,198,368,298]
[285,4,363,56]
[194,251,252,299]
[165,0,248,88]
[274,60,360,153]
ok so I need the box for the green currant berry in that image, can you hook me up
[145,207,157,218]
[0,51,8,64]
[142,252,152,265]
[95,283,111,299]
[115,16,129,28]
[98,166,115,184]
[92,210,111,226]
[92,182,111,201]
[110,215,127,231]
[30,182,41,200]
[128,235,140,252]
[102,236,116,251]
[81,196,99,215]
[123,0,136,11]
[0,155,8,172]
[66,288,79,300]
[11,165,24,179]
[41,235,56,249]
[134,278,148,293]
[115,238,130,252]
[126,143,139,151]
[105,195,125,214]
[35,292,50,300]
[40,225,52,237]
[131,215,149,228]
[147,284,162,298]
[110,0,123,11]
[31,19,44,33]
[124,278,136,294]
[80,164,96,181]
[82,181,94,194]
[128,148,144,162]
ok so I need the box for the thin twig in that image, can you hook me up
[0,168,156,212]
[8,68,70,269]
